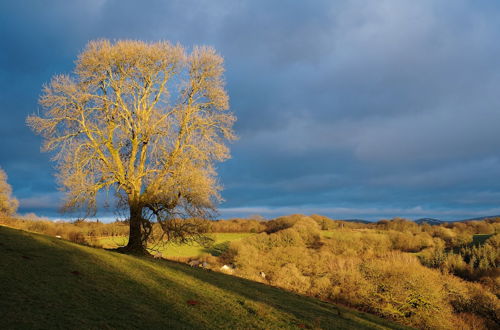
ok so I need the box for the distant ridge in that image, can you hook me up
[335,216,500,226]
[337,219,372,224]
[414,218,444,225]
[458,215,500,221]
[414,215,500,225]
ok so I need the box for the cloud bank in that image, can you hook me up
[1,0,500,220]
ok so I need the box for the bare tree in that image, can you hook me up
[0,167,18,216]
[27,40,236,254]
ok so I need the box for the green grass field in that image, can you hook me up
[0,226,406,329]
[95,232,253,258]
[472,233,494,246]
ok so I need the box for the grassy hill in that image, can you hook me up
[0,226,406,329]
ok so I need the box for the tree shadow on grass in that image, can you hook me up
[201,240,230,256]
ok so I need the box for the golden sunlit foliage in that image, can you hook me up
[27,40,236,253]
[209,218,266,233]
[222,215,500,329]
[0,167,18,216]
[0,215,128,244]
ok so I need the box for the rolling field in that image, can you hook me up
[95,232,253,257]
[0,225,406,329]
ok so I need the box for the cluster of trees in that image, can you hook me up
[0,167,18,216]
[370,217,499,289]
[420,234,499,286]
[208,218,266,233]
[0,215,128,244]
[219,215,499,329]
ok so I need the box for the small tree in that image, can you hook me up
[27,40,236,253]
[0,167,18,216]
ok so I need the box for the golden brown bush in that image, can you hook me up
[0,168,18,216]
[323,230,392,257]
[378,217,420,233]
[445,275,500,328]
[209,218,266,233]
[0,215,128,243]
[309,214,337,230]
[308,276,331,298]
[360,253,455,329]
[454,313,489,330]
[269,263,310,293]
[327,257,372,307]
[289,217,321,246]
[68,231,86,244]
[264,214,303,233]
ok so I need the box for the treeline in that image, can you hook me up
[208,218,266,233]
[419,234,499,282]
[0,214,128,244]
[220,215,499,329]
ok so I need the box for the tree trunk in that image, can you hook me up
[123,202,148,255]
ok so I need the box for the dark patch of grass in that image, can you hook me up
[0,226,407,329]
[471,234,494,246]
[203,240,231,256]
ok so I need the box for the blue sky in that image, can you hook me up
[1,0,500,221]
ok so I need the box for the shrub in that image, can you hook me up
[308,276,331,298]
[327,257,372,307]
[68,231,86,244]
[289,217,321,246]
[419,246,448,269]
[269,263,310,293]
[445,276,500,328]
[264,214,302,233]
[209,218,266,233]
[360,253,455,329]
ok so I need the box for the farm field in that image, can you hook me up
[0,225,405,329]
[94,232,254,257]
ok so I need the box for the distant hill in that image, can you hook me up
[457,215,500,222]
[0,226,403,329]
[414,218,445,225]
[338,219,372,224]
[414,215,500,225]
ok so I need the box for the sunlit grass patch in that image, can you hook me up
[94,232,254,257]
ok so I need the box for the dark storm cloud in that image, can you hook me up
[1,0,500,220]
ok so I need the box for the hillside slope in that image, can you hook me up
[0,226,406,329]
